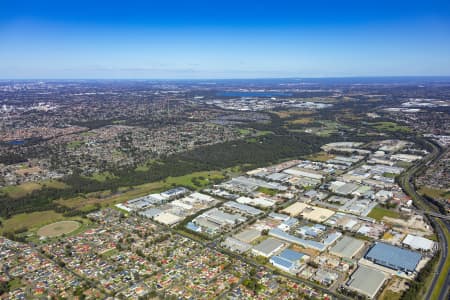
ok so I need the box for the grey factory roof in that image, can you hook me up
[194,217,221,231]
[138,208,163,219]
[160,187,190,198]
[403,234,435,251]
[329,236,365,258]
[252,238,285,257]
[229,176,287,191]
[346,265,386,299]
[222,237,252,253]
[323,232,342,245]
[335,183,359,195]
[203,208,246,225]
[268,212,290,221]
[365,242,421,273]
[269,228,327,252]
[234,228,261,243]
[126,198,152,210]
[223,201,263,216]
[266,172,290,182]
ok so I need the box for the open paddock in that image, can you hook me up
[37,220,81,237]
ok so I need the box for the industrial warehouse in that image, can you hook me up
[346,265,387,299]
[364,242,422,274]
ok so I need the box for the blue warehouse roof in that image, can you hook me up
[282,217,298,226]
[186,222,201,232]
[365,242,421,273]
[278,249,305,262]
[270,256,294,269]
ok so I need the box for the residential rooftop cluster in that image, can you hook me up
[2,82,285,184]
[0,137,441,299]
[0,207,333,299]
[0,237,83,298]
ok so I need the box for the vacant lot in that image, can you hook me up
[305,152,335,162]
[288,117,314,125]
[0,180,68,199]
[257,187,278,196]
[419,187,450,200]
[0,210,65,234]
[37,220,81,237]
[15,166,42,176]
[1,182,42,198]
[57,170,227,211]
[368,205,401,220]
[368,121,411,133]
[84,171,118,182]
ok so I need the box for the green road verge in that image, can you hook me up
[431,219,450,300]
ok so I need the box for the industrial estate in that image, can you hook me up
[0,78,449,300]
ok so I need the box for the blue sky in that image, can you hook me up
[1,0,450,78]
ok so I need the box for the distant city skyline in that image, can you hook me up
[1,0,450,78]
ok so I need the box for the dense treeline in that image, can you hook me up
[0,128,331,218]
[0,186,97,218]
[177,133,321,168]
[0,152,27,164]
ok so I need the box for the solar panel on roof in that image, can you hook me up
[270,256,294,269]
[278,249,305,262]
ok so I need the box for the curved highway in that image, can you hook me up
[398,139,449,300]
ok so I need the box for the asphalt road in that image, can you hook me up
[398,139,449,300]
[427,219,449,300]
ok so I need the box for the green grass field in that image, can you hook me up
[1,210,92,243]
[368,121,412,133]
[305,152,335,162]
[367,205,401,221]
[7,278,24,291]
[100,248,119,258]
[67,140,83,149]
[37,220,81,237]
[395,161,413,168]
[134,165,150,172]
[256,187,278,196]
[164,170,225,190]
[80,131,94,137]
[383,172,397,178]
[292,120,343,137]
[238,128,252,135]
[83,171,118,182]
[379,289,402,300]
[0,180,68,199]
[1,182,42,198]
[255,130,273,136]
[419,187,450,200]
[0,168,232,239]
[288,117,314,125]
[0,210,65,234]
